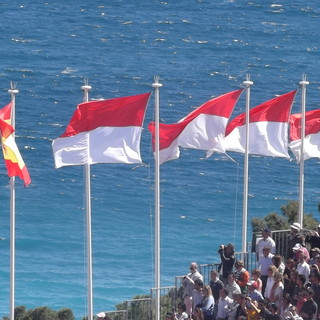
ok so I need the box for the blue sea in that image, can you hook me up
[0,0,320,319]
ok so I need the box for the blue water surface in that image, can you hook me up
[0,0,320,319]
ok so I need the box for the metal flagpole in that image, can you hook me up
[152,75,162,320]
[8,83,18,320]
[298,74,309,228]
[242,75,253,253]
[81,80,93,320]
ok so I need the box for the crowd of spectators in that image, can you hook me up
[165,222,320,320]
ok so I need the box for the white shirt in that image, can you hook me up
[256,236,276,257]
[264,276,275,299]
[297,261,310,279]
[217,296,233,319]
[258,253,274,276]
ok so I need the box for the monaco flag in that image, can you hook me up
[148,89,243,164]
[52,92,151,168]
[0,103,31,186]
[224,90,297,158]
[289,108,320,162]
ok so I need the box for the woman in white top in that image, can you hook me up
[264,265,277,299]
[174,303,188,320]
[269,272,284,308]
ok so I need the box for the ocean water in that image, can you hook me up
[0,0,320,318]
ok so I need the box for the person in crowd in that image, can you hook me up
[228,293,239,320]
[269,272,284,308]
[182,262,203,316]
[251,268,263,292]
[316,256,320,271]
[193,306,204,320]
[235,294,248,320]
[96,312,110,320]
[284,305,303,320]
[201,285,215,320]
[258,246,274,294]
[174,303,188,320]
[283,260,296,294]
[218,243,235,285]
[216,288,233,320]
[287,223,304,259]
[258,299,271,320]
[234,260,250,294]
[209,270,224,317]
[293,244,310,263]
[165,312,174,320]
[310,264,319,274]
[297,251,311,280]
[266,303,282,320]
[311,271,320,312]
[300,288,318,320]
[226,273,241,299]
[264,265,277,300]
[192,279,204,318]
[243,297,261,320]
[279,293,293,319]
[285,269,299,297]
[309,248,320,265]
[272,254,285,274]
[293,274,307,306]
[305,226,320,251]
[247,281,263,303]
[296,289,308,315]
[256,227,276,259]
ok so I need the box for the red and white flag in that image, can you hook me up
[225,90,297,158]
[52,92,151,168]
[289,108,320,162]
[0,102,31,186]
[148,89,243,164]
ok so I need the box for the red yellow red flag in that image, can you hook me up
[0,103,31,186]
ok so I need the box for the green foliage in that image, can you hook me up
[280,201,299,224]
[56,308,75,320]
[251,212,288,232]
[23,306,59,320]
[251,200,319,232]
[2,306,75,320]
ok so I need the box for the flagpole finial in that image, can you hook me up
[152,75,162,88]
[243,74,253,88]
[81,85,92,91]
[8,82,19,95]
[8,88,19,95]
[81,78,92,92]
[299,74,309,86]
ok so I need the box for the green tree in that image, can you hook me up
[252,201,319,232]
[22,306,59,320]
[280,201,299,224]
[56,308,75,320]
[251,212,288,232]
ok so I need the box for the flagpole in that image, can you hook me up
[242,75,253,253]
[152,75,162,320]
[8,83,18,320]
[81,81,93,320]
[298,74,309,228]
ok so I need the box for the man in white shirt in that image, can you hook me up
[297,251,310,280]
[258,246,274,294]
[216,288,233,320]
[226,273,241,299]
[256,227,276,259]
[182,262,203,316]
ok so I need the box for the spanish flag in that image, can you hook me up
[0,103,31,186]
